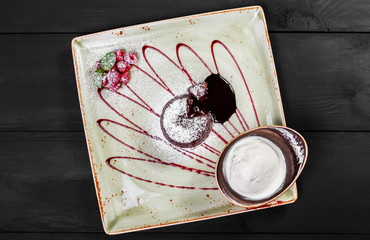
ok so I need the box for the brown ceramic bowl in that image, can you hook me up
[215,125,308,208]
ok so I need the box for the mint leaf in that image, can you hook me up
[100,52,116,71]
[93,71,104,88]
[95,68,104,73]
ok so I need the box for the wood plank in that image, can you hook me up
[270,33,370,130]
[0,34,84,132]
[0,132,100,232]
[1,233,369,240]
[0,132,369,233]
[1,33,370,131]
[1,0,370,33]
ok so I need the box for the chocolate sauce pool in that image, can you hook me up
[198,74,236,123]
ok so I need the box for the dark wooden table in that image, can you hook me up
[1,0,370,239]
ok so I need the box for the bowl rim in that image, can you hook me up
[215,125,308,208]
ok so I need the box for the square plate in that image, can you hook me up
[72,6,297,235]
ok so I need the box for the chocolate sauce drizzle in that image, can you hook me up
[97,40,261,190]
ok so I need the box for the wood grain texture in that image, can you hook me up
[1,0,369,238]
[1,33,370,131]
[1,233,370,240]
[1,0,370,33]
[0,132,99,232]
[271,33,370,130]
[0,34,83,132]
[1,132,369,233]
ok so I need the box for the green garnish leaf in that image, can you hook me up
[100,52,116,71]
[95,68,104,73]
[93,71,104,88]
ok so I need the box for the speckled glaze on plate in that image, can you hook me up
[72,6,297,235]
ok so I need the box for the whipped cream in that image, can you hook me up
[223,136,286,200]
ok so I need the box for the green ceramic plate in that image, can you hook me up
[72,6,297,235]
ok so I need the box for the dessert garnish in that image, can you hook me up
[93,50,137,91]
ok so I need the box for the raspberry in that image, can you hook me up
[115,49,125,62]
[116,61,131,73]
[121,72,130,85]
[106,69,121,91]
[110,64,118,72]
[124,52,138,64]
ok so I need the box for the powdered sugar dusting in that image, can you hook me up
[273,127,305,164]
[188,82,207,101]
[161,95,212,147]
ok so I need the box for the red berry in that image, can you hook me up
[124,52,138,64]
[115,49,125,62]
[110,64,118,72]
[121,72,130,85]
[116,61,131,73]
[106,69,121,91]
